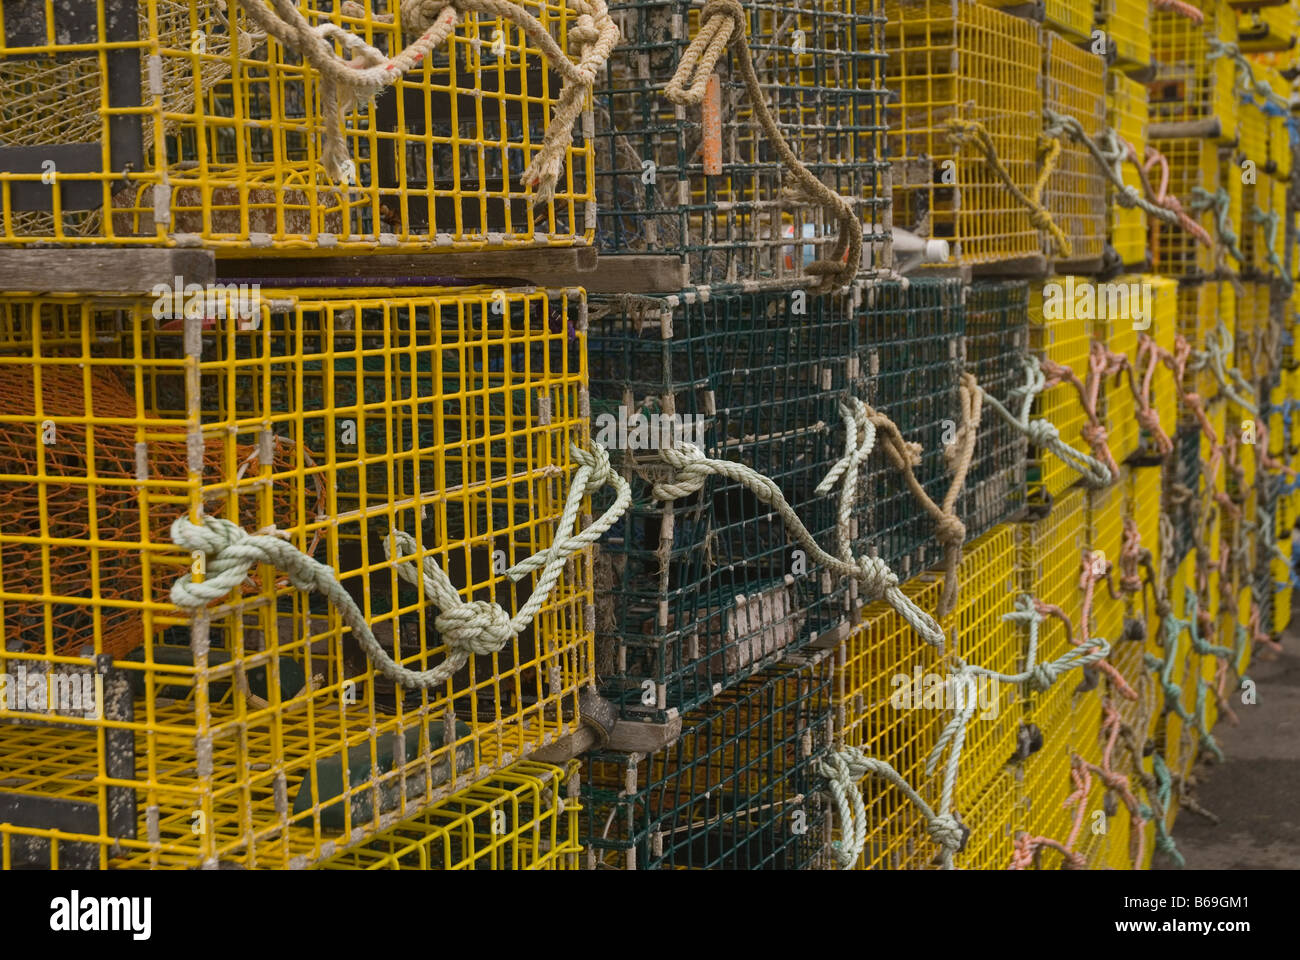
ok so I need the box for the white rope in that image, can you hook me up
[171,443,629,689]
[979,355,1113,488]
[239,0,619,203]
[651,400,947,652]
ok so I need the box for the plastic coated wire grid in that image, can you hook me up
[0,1,593,250]
[314,759,581,869]
[833,576,943,869]
[1136,275,1178,458]
[952,768,1017,870]
[940,526,1022,814]
[1239,3,1295,52]
[1239,97,1270,170]
[1176,280,1219,403]
[1116,464,1163,738]
[1149,0,1240,137]
[581,653,833,870]
[884,0,1042,265]
[1100,0,1152,71]
[0,287,592,869]
[1014,486,1086,738]
[853,278,963,581]
[1150,138,1221,278]
[593,0,890,286]
[1106,73,1149,267]
[1027,281,1090,502]
[1091,307,1139,468]
[1042,33,1107,266]
[586,287,854,722]
[961,282,1029,540]
[1156,548,1196,792]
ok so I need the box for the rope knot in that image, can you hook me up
[935,513,966,547]
[1024,418,1060,447]
[434,599,517,655]
[401,0,454,32]
[570,12,600,50]
[854,555,899,597]
[572,441,614,487]
[1028,661,1063,692]
[699,0,747,45]
[927,814,965,850]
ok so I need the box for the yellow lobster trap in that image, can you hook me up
[1106,73,1148,267]
[0,1,596,251]
[1042,33,1107,269]
[0,284,595,869]
[1027,280,1094,502]
[885,0,1043,267]
[1099,0,1152,73]
[1149,138,1221,278]
[315,759,580,869]
[1149,0,1240,141]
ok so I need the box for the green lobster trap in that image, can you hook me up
[587,285,856,722]
[853,278,965,579]
[961,281,1029,540]
[594,0,890,285]
[582,652,833,869]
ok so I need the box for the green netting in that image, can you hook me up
[595,0,889,285]
[588,286,854,721]
[582,653,832,870]
[962,281,1030,539]
[853,278,964,578]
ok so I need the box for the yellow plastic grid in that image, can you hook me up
[1150,138,1221,277]
[885,0,1043,265]
[835,576,945,869]
[1138,275,1179,456]
[1106,74,1149,266]
[952,768,1017,869]
[1261,64,1294,179]
[1043,33,1108,265]
[1273,536,1293,633]
[1087,479,1126,647]
[1239,4,1296,52]
[940,526,1022,813]
[0,285,593,869]
[1149,0,1240,139]
[1091,309,1139,467]
[1100,0,1152,71]
[314,759,580,869]
[1028,281,1093,501]
[1116,464,1164,730]
[1014,486,1087,730]
[1239,98,1270,169]
[0,1,593,251]
[1158,549,1197,790]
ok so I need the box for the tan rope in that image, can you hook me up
[663,0,861,288]
[863,372,982,619]
[946,119,1071,258]
[239,0,618,203]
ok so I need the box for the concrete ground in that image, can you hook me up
[1153,631,1300,869]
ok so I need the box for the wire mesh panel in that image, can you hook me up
[0,285,593,869]
[1042,33,1107,267]
[1137,275,1178,458]
[588,286,855,722]
[315,759,581,869]
[963,282,1029,539]
[1106,73,1148,267]
[582,653,833,870]
[854,278,964,579]
[1239,97,1270,170]
[885,0,1043,265]
[1091,303,1139,467]
[1028,281,1091,502]
[1099,0,1152,72]
[0,1,594,250]
[594,0,889,285]
[833,576,944,869]
[1149,138,1221,278]
[1149,0,1240,140]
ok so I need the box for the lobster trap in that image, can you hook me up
[1149,138,1221,278]
[315,759,580,869]
[1106,73,1148,267]
[1149,0,1241,141]
[0,0,595,250]
[885,0,1043,266]
[587,286,855,722]
[1091,304,1139,468]
[833,576,944,869]
[582,653,833,870]
[854,278,964,579]
[1099,0,1152,73]
[594,0,890,285]
[0,284,593,869]
[1027,280,1092,502]
[1042,33,1107,269]
[962,282,1030,539]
